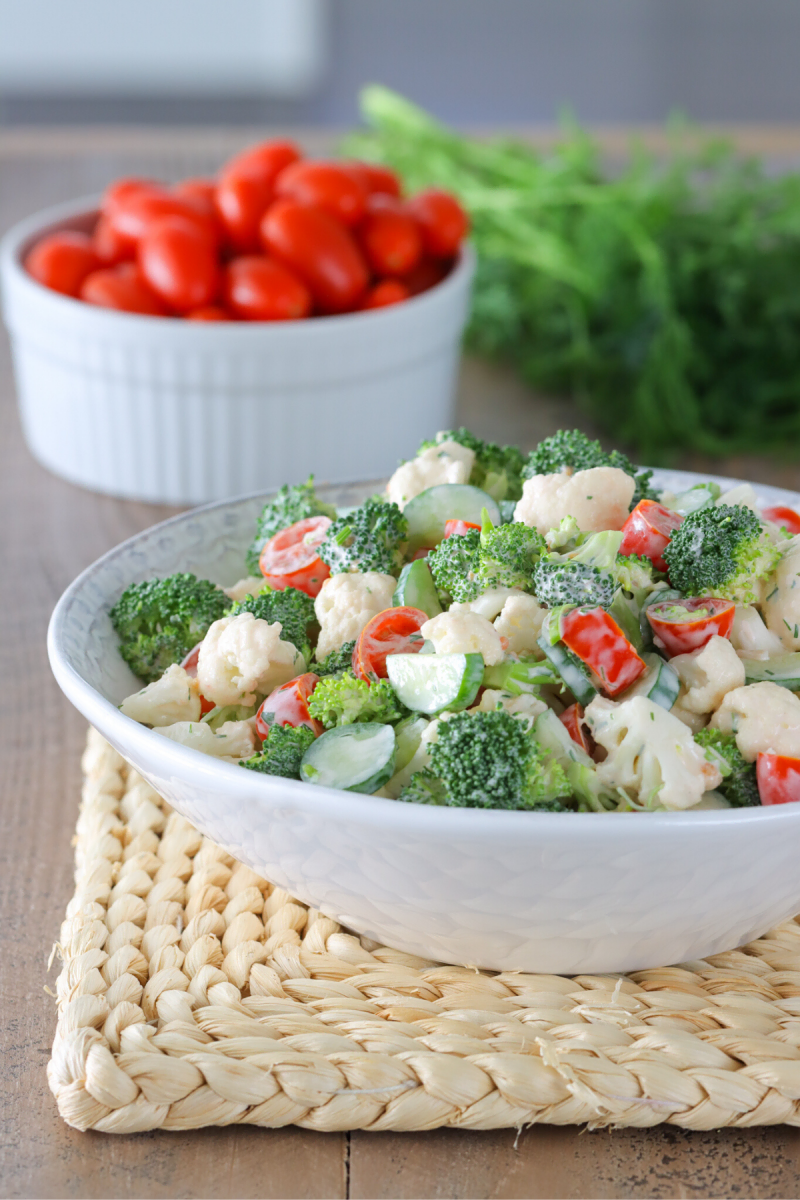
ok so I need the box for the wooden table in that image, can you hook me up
[3,129,800,1200]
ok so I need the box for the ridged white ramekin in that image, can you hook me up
[1,197,475,505]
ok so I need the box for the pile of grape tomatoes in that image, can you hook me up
[23,140,469,321]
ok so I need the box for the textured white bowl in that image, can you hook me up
[48,469,800,975]
[1,197,474,505]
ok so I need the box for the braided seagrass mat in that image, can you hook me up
[48,728,800,1135]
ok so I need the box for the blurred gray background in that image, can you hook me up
[2,0,800,128]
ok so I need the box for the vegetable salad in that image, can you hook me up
[112,428,800,812]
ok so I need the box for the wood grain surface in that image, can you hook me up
[2,129,800,1200]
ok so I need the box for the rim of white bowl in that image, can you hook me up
[0,194,476,334]
[47,468,800,837]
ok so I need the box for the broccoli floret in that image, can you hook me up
[533,560,615,609]
[420,428,525,501]
[545,515,582,552]
[398,768,450,805]
[523,429,656,509]
[110,573,229,684]
[307,671,404,728]
[427,529,482,603]
[421,709,572,810]
[246,476,336,575]
[615,553,658,593]
[694,729,760,808]
[663,505,781,605]
[240,724,316,779]
[314,640,356,678]
[228,586,316,660]
[318,498,407,575]
[476,514,545,591]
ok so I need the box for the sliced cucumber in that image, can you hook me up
[532,710,611,812]
[393,559,443,617]
[404,484,501,552]
[300,724,396,794]
[483,659,561,695]
[743,653,800,690]
[670,482,721,516]
[386,652,484,714]
[536,634,597,706]
[393,714,430,773]
[609,589,644,653]
[647,658,681,710]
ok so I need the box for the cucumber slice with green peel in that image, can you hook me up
[646,658,681,710]
[393,715,430,773]
[393,560,443,617]
[300,724,396,794]
[670,482,721,516]
[404,484,501,552]
[609,589,644,653]
[386,652,484,714]
[536,634,598,706]
[743,653,800,690]
[483,659,561,694]
[532,710,612,812]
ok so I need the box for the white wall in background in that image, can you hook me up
[0,0,327,95]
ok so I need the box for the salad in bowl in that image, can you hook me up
[111,428,800,815]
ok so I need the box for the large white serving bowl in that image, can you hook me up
[48,468,800,975]
[1,198,474,505]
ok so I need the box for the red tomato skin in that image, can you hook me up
[259,515,332,598]
[222,140,301,186]
[173,178,216,211]
[25,232,99,297]
[137,216,220,313]
[359,280,410,310]
[275,161,368,227]
[93,214,135,266]
[359,207,422,276]
[187,305,230,321]
[222,256,311,321]
[80,264,168,315]
[214,168,275,254]
[411,547,433,561]
[346,161,402,197]
[762,506,800,535]
[255,672,322,739]
[180,644,216,714]
[402,256,450,296]
[444,519,482,538]
[353,607,429,681]
[559,702,593,753]
[647,597,735,657]
[561,607,647,697]
[619,500,684,574]
[261,200,369,314]
[109,188,217,247]
[757,753,800,805]
[407,189,469,258]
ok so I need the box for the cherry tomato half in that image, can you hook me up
[559,702,593,754]
[255,672,322,740]
[259,515,332,597]
[647,597,735,657]
[352,607,429,681]
[93,215,135,266]
[180,643,216,714]
[444,519,482,538]
[186,305,230,321]
[223,256,311,321]
[25,232,99,297]
[757,753,800,805]
[619,500,684,574]
[80,264,167,315]
[261,200,369,314]
[275,160,367,226]
[561,607,647,697]
[762,506,800,535]
[359,280,410,310]
[138,216,220,313]
[359,206,421,276]
[407,189,469,258]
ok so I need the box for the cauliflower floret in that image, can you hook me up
[156,717,258,762]
[710,681,800,761]
[224,576,266,603]
[119,663,201,727]
[197,612,299,707]
[731,604,785,661]
[314,571,397,660]
[514,467,635,535]
[386,440,475,510]
[493,593,548,656]
[717,483,760,512]
[420,611,505,666]
[470,688,546,727]
[669,636,746,716]
[584,695,722,810]
[449,586,524,621]
[763,537,800,651]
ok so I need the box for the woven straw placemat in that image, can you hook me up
[48,728,800,1134]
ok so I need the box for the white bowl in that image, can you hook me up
[1,198,474,505]
[48,468,800,975]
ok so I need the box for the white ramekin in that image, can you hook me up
[1,197,475,505]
